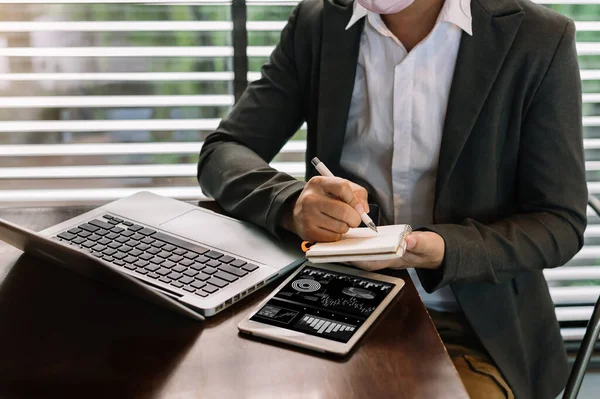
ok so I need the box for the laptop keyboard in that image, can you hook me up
[53,214,260,298]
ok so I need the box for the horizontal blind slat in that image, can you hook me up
[0,72,262,82]
[0,186,208,203]
[575,21,600,31]
[581,70,600,80]
[0,119,221,132]
[0,141,307,156]
[583,225,600,237]
[582,93,600,103]
[0,95,235,108]
[561,328,588,342]
[0,46,236,57]
[0,120,308,132]
[0,162,306,179]
[550,286,600,305]
[0,21,286,32]
[0,1,237,4]
[570,245,600,259]
[555,306,596,322]
[545,267,600,280]
[0,21,234,32]
[585,161,600,170]
[583,139,600,149]
[585,183,600,195]
[0,46,275,57]
[583,117,600,126]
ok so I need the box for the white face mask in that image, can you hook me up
[356,0,416,14]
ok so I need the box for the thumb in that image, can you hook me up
[405,233,419,252]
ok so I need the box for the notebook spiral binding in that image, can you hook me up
[400,225,413,246]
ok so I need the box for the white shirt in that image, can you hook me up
[340,0,472,312]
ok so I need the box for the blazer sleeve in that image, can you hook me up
[417,20,588,291]
[197,3,307,237]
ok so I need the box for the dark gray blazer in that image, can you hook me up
[198,0,588,397]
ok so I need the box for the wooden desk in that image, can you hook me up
[0,205,467,399]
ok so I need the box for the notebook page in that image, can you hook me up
[306,225,410,256]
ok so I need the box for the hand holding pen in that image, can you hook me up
[311,158,378,233]
[280,157,378,242]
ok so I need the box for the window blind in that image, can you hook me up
[0,0,304,206]
[0,0,599,346]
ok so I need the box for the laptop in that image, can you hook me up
[0,191,305,321]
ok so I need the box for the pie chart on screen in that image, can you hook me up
[292,279,322,293]
[342,287,375,299]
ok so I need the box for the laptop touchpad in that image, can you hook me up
[160,209,302,267]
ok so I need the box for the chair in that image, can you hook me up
[562,195,600,399]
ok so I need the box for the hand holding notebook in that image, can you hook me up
[304,224,412,263]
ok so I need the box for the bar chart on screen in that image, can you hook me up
[295,314,357,340]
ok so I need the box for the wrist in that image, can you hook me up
[279,197,298,235]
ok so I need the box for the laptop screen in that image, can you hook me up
[250,265,395,343]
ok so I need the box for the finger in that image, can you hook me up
[319,196,362,228]
[315,212,351,235]
[405,234,418,252]
[357,197,369,214]
[319,177,365,213]
[405,231,435,255]
[349,183,369,213]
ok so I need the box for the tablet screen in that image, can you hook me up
[250,265,395,343]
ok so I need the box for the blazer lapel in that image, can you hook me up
[435,0,524,204]
[316,0,364,177]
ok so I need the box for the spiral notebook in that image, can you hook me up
[305,224,412,263]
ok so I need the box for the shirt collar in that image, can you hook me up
[346,0,473,36]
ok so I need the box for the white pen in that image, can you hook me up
[311,157,378,233]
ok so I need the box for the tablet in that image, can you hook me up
[238,262,404,355]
